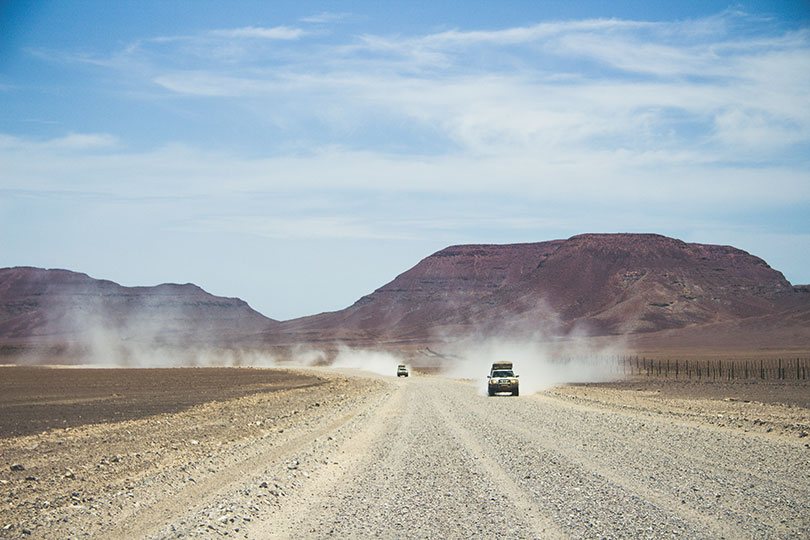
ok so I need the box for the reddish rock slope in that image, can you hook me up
[276,234,807,345]
[0,267,277,347]
[3,234,807,356]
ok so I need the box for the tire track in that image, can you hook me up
[516,392,809,536]
[504,416,747,539]
[529,391,810,494]
[110,387,398,540]
[254,382,408,539]
[428,386,569,540]
[445,381,795,539]
[264,377,554,539]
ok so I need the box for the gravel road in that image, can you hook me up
[252,375,809,540]
[2,370,809,539]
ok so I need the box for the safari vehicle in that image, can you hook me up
[397,364,409,377]
[487,361,518,396]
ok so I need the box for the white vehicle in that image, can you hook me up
[487,362,518,396]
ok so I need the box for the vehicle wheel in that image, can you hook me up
[488,388,494,396]
[513,388,519,396]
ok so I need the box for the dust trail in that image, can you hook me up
[330,346,407,376]
[440,336,626,395]
[419,296,628,392]
[286,345,407,376]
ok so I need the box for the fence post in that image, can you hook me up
[760,359,764,380]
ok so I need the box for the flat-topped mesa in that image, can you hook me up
[516,233,793,334]
[375,240,565,297]
[3,233,808,354]
[279,233,804,342]
[561,233,780,280]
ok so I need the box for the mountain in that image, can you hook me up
[3,234,808,360]
[273,233,809,347]
[0,267,277,350]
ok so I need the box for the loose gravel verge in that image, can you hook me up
[2,369,808,539]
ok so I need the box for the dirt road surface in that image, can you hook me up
[2,369,809,539]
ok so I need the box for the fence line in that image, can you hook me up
[614,355,810,381]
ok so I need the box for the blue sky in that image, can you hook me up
[1,1,809,320]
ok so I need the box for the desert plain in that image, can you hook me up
[1,359,809,539]
[2,236,810,538]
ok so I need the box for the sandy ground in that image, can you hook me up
[1,367,809,539]
[0,367,324,438]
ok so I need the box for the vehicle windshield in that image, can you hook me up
[491,370,514,378]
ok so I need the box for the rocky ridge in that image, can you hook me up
[276,233,808,345]
[2,234,809,357]
[0,267,276,351]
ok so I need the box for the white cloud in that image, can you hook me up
[210,26,306,40]
[4,9,809,321]
[51,133,121,150]
[0,132,120,151]
[300,12,351,24]
[6,11,809,249]
[152,71,278,96]
[190,215,409,241]
[712,107,805,150]
[395,19,647,48]
[105,11,806,167]
[2,133,807,211]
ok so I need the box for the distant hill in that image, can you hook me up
[0,267,276,352]
[3,234,808,362]
[273,233,810,348]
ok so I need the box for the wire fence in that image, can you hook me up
[618,356,810,381]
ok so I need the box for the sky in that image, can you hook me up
[1,1,809,321]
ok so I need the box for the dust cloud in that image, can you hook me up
[75,329,280,368]
[440,336,626,395]
[411,296,628,392]
[330,347,407,376]
[29,284,625,396]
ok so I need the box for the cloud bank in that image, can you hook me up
[1,9,808,319]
